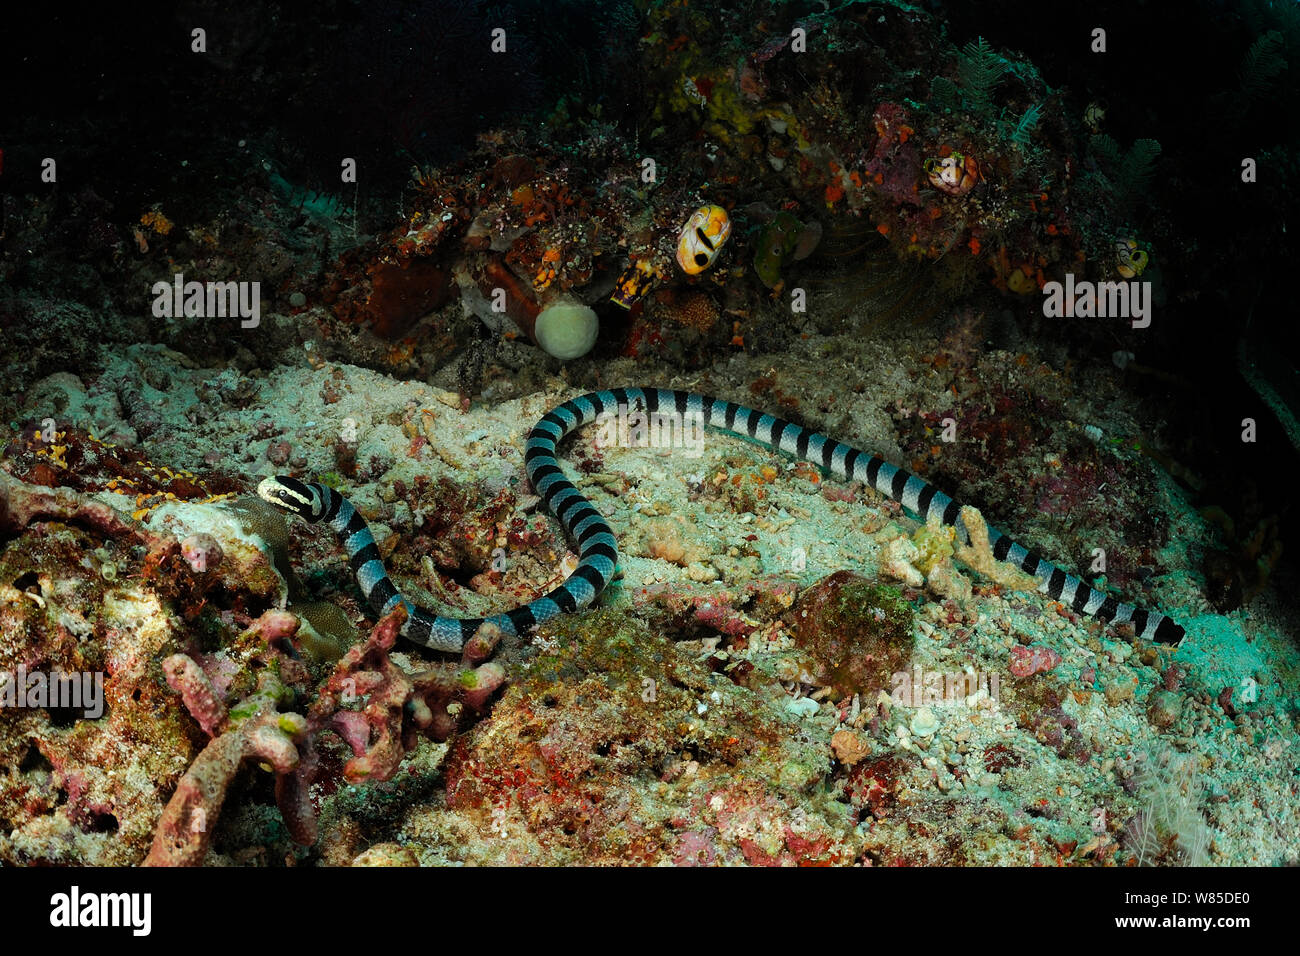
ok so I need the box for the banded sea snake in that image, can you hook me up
[258,388,1185,652]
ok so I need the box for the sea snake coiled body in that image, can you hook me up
[258,388,1185,653]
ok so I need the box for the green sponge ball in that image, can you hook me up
[535,300,598,360]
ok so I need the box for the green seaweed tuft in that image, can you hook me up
[1123,138,1163,196]
[929,76,960,113]
[955,36,1007,117]
[318,471,348,491]
[1238,29,1287,101]
[1005,102,1042,148]
[1090,134,1162,207]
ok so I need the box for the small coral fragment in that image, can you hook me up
[911,519,955,574]
[1145,689,1184,730]
[908,706,940,738]
[1008,644,1063,678]
[830,729,870,766]
[953,505,1040,592]
[161,655,227,737]
[925,558,973,603]
[179,532,223,573]
[881,536,924,587]
[352,843,420,867]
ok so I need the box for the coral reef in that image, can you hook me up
[0,473,196,864]
[2,0,1298,873]
[2,335,1296,867]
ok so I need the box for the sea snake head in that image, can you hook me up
[257,476,325,522]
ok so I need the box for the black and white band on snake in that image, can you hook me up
[257,387,1185,652]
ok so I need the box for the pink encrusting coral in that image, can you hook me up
[147,607,506,864]
[180,532,224,573]
[160,655,226,737]
[0,473,215,856]
[1008,644,1063,678]
[145,671,308,867]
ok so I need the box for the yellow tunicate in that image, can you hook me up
[912,520,956,575]
[1007,269,1036,295]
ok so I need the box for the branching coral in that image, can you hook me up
[303,612,506,788]
[147,606,507,865]
[954,505,1039,592]
[0,470,177,557]
[145,669,307,867]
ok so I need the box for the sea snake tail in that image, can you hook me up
[258,388,1185,653]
